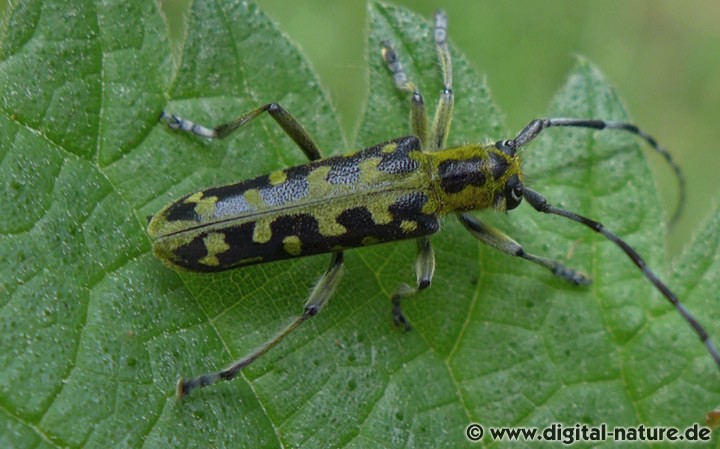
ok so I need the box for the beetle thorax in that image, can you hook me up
[430,144,522,214]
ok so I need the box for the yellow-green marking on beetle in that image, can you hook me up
[268,170,287,186]
[198,233,230,267]
[148,10,720,399]
[282,235,302,256]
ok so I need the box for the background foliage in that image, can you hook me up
[0,1,719,448]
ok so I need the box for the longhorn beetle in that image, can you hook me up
[147,10,720,399]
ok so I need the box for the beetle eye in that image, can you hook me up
[511,184,523,201]
[505,176,523,210]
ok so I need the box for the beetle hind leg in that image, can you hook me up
[160,102,323,162]
[177,252,345,399]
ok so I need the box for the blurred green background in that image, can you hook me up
[161,0,720,255]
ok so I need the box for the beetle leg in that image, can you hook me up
[458,212,591,285]
[160,102,322,162]
[381,10,453,152]
[429,10,453,151]
[391,237,435,331]
[163,100,350,399]
[381,42,429,149]
[177,252,344,399]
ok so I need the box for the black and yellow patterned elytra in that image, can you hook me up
[147,136,521,272]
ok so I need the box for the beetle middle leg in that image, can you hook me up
[391,237,435,331]
[382,10,453,152]
[429,9,453,151]
[382,11,454,329]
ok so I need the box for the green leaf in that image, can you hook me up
[1,1,718,448]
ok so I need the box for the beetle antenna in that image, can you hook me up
[523,186,720,371]
[504,118,685,226]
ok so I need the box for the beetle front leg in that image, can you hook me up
[458,212,590,285]
[391,237,435,331]
[177,252,344,399]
